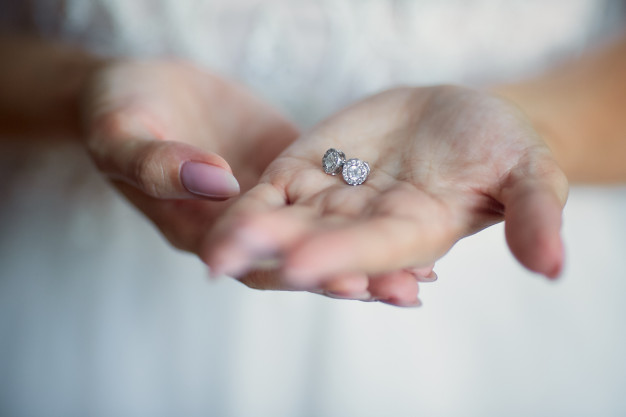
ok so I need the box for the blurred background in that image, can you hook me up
[1,1,626,416]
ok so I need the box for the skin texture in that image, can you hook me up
[81,61,439,306]
[82,61,435,306]
[3,32,625,307]
[83,60,300,254]
[0,38,430,306]
[203,86,569,301]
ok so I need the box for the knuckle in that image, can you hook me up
[131,144,169,198]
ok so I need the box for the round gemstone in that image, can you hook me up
[322,148,345,175]
[342,158,370,186]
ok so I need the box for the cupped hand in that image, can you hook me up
[203,86,568,305]
[83,59,298,254]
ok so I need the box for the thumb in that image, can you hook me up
[499,154,569,278]
[87,120,240,200]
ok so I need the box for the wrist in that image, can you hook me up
[489,82,579,180]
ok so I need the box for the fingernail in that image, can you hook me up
[417,271,438,283]
[207,268,222,280]
[212,254,250,279]
[181,161,240,198]
[325,290,372,301]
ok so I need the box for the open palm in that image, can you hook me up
[204,86,568,305]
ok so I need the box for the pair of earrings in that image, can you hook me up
[322,148,371,186]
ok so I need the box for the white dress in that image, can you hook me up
[1,1,626,416]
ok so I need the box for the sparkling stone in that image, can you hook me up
[322,148,345,175]
[342,158,370,186]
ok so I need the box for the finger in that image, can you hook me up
[112,179,231,254]
[202,183,294,276]
[238,266,371,298]
[419,270,438,283]
[404,264,438,282]
[368,270,421,307]
[233,262,373,299]
[207,207,328,279]
[280,185,455,283]
[282,213,453,285]
[237,269,289,291]
[319,273,372,300]
[499,157,568,278]
[88,118,239,199]
[204,191,354,279]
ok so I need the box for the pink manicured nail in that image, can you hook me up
[180,161,240,198]
[416,271,438,283]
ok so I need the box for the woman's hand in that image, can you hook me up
[203,86,568,305]
[84,60,299,254]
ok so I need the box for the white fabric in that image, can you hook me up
[1,1,626,416]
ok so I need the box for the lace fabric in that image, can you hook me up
[0,0,611,125]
